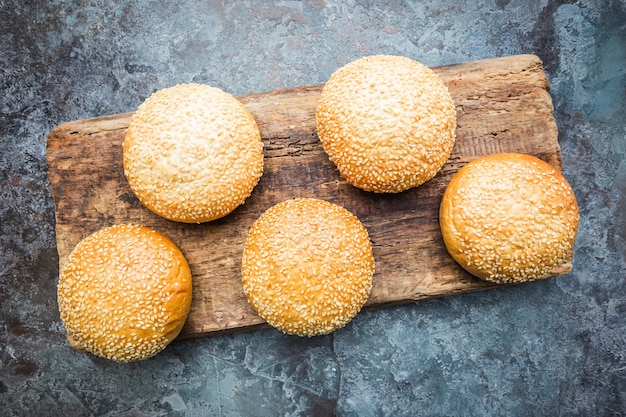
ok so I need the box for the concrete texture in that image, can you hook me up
[1,0,624,415]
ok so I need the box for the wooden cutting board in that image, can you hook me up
[46,54,572,338]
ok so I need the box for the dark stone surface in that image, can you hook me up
[1,0,625,415]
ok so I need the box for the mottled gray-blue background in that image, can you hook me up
[1,1,625,416]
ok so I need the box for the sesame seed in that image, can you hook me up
[123,83,264,223]
[57,224,193,362]
[316,55,456,193]
[440,153,580,284]
[241,198,375,337]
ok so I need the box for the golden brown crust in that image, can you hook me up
[241,198,374,336]
[439,153,580,284]
[57,224,193,362]
[315,55,456,193]
[123,83,264,223]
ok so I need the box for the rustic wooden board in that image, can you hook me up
[47,54,572,339]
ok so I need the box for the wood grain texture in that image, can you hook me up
[46,54,572,338]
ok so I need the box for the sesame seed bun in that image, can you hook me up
[123,83,264,223]
[315,55,456,193]
[57,224,193,362]
[241,198,374,336]
[439,153,580,284]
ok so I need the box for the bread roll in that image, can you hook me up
[241,198,374,336]
[123,83,263,223]
[316,55,456,193]
[439,153,579,284]
[57,224,193,362]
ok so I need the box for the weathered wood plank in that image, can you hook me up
[46,54,571,338]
